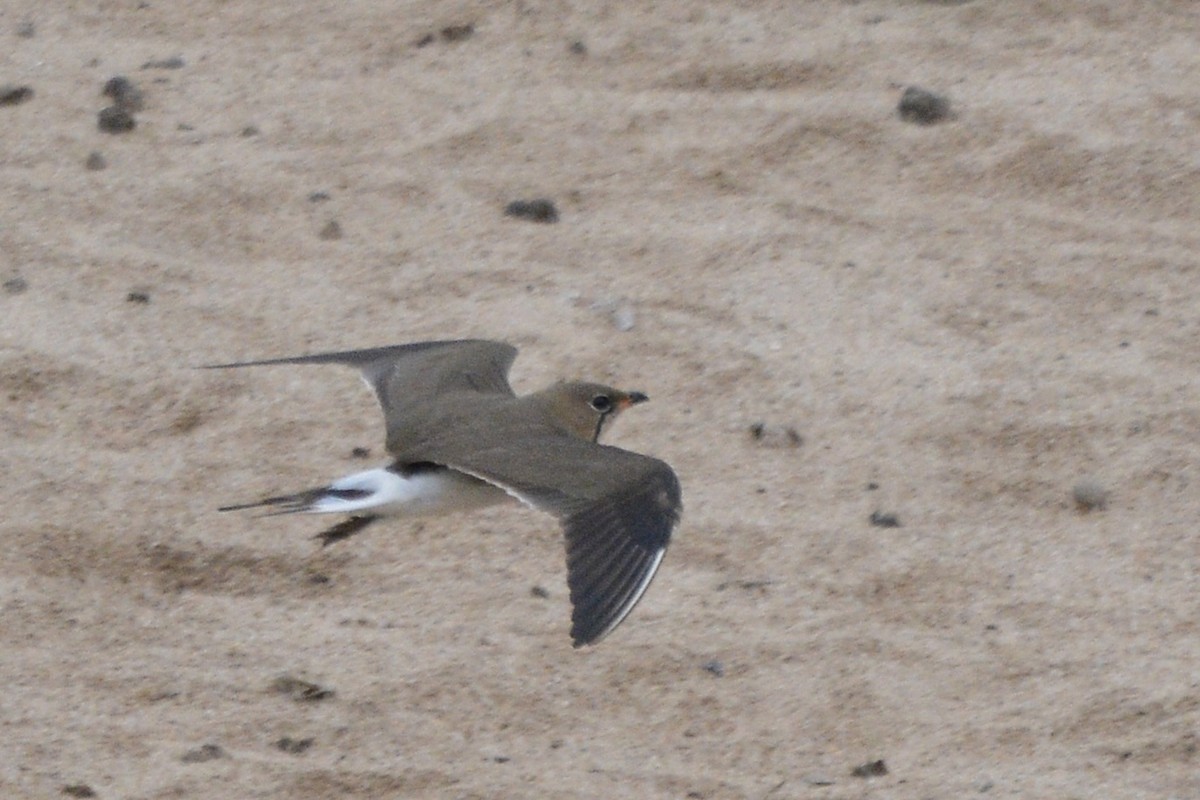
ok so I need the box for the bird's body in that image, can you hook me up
[206,339,680,647]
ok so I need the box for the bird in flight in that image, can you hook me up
[205,339,681,647]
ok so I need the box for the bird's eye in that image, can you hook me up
[589,394,613,413]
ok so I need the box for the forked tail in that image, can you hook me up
[217,467,410,547]
[217,486,373,515]
[218,467,412,516]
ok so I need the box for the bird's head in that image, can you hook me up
[540,381,649,442]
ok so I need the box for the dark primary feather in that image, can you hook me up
[562,467,680,645]
[431,436,682,646]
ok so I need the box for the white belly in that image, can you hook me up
[309,466,510,517]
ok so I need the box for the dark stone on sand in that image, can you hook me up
[851,759,888,778]
[504,198,559,223]
[142,55,185,70]
[869,511,901,528]
[274,736,314,754]
[897,86,951,125]
[1072,479,1108,512]
[103,75,144,111]
[0,84,33,106]
[271,674,334,701]
[441,24,475,42]
[98,105,136,133]
[415,24,474,47]
[181,743,225,763]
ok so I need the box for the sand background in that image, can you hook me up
[3,1,1199,797]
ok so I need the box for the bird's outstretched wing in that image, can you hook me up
[424,434,682,647]
[203,340,519,451]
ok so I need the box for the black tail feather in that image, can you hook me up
[218,487,372,515]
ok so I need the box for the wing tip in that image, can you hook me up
[568,546,667,647]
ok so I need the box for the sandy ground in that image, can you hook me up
[3,1,1199,797]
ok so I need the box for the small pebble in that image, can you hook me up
[61,786,96,798]
[715,578,773,592]
[126,291,150,304]
[103,75,144,111]
[869,511,901,528]
[0,84,33,106]
[85,151,107,170]
[530,585,550,598]
[702,659,725,677]
[851,759,888,778]
[897,86,951,125]
[98,105,136,133]
[274,736,314,754]
[350,446,371,459]
[318,220,343,240]
[3,276,28,294]
[1072,480,1108,512]
[271,674,334,701]
[441,23,475,42]
[747,423,803,448]
[504,198,559,223]
[16,21,36,38]
[180,743,225,763]
[240,125,260,137]
[308,191,331,203]
[142,55,185,70]
[568,40,587,56]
